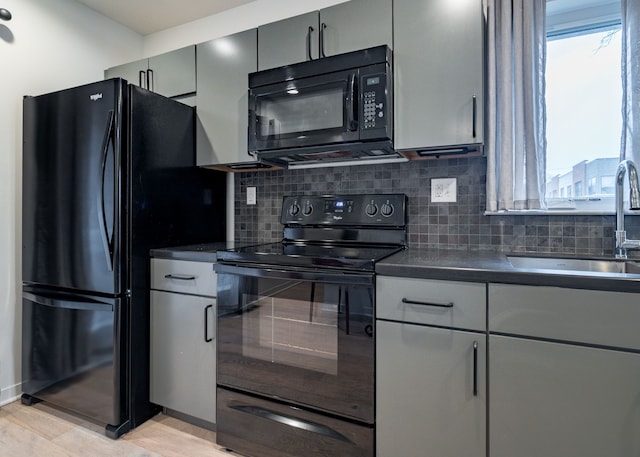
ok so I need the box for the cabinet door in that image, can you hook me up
[377,321,486,457]
[196,29,257,166]
[105,58,148,88]
[258,12,319,71]
[150,291,216,424]
[490,335,640,457]
[148,45,196,98]
[394,0,484,150]
[319,0,392,57]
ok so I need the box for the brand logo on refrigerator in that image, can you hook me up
[90,93,103,101]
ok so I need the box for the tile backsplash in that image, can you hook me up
[234,156,639,257]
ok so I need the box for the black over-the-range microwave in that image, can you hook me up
[248,45,403,168]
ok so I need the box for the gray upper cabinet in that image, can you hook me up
[394,0,484,151]
[257,0,392,71]
[105,58,149,88]
[258,11,318,71]
[319,0,392,57]
[196,29,258,168]
[105,45,196,98]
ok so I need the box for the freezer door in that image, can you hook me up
[21,287,126,427]
[22,79,126,295]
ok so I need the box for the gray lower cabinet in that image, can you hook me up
[196,29,257,168]
[105,45,196,98]
[377,322,486,457]
[394,0,484,152]
[376,276,486,457]
[490,335,640,457]
[257,0,392,71]
[150,259,216,425]
[489,284,640,457]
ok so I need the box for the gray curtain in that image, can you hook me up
[486,0,547,211]
[621,0,640,165]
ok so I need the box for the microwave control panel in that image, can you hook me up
[362,73,388,131]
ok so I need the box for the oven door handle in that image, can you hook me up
[215,263,374,286]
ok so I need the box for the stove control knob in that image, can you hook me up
[381,203,394,217]
[302,203,313,216]
[289,203,301,216]
[365,203,378,217]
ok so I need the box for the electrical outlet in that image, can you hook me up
[247,187,257,205]
[431,178,457,203]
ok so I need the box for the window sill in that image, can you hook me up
[484,210,617,216]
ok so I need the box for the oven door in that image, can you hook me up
[216,263,374,423]
[248,69,360,152]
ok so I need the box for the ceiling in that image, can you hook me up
[73,0,257,35]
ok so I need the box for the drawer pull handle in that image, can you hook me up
[401,298,454,308]
[230,404,351,443]
[164,274,196,281]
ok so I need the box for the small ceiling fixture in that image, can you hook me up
[0,8,11,21]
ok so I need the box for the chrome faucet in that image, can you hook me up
[615,159,640,259]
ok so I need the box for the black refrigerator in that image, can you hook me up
[21,79,226,438]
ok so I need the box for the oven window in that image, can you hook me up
[255,84,345,137]
[242,280,338,375]
[217,270,375,422]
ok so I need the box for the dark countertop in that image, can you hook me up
[376,248,640,293]
[150,241,260,262]
[152,243,640,293]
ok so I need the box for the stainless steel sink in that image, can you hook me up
[507,255,640,274]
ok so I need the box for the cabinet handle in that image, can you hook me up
[473,341,478,396]
[147,69,154,92]
[164,274,196,280]
[319,22,327,58]
[307,26,314,61]
[138,70,146,89]
[472,95,477,139]
[401,298,454,308]
[204,304,213,342]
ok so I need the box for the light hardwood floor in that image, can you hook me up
[0,401,238,457]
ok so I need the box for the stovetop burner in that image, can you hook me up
[218,194,407,271]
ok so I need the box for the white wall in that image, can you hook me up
[143,0,348,57]
[0,0,142,406]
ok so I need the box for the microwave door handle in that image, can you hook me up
[347,73,358,131]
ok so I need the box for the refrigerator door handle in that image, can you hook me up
[23,291,114,312]
[98,110,115,272]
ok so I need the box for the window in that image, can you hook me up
[601,175,615,194]
[544,0,622,212]
[575,180,583,196]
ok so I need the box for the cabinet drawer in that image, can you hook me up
[151,258,216,296]
[489,284,640,350]
[377,276,486,331]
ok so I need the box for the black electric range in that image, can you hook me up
[214,193,407,457]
